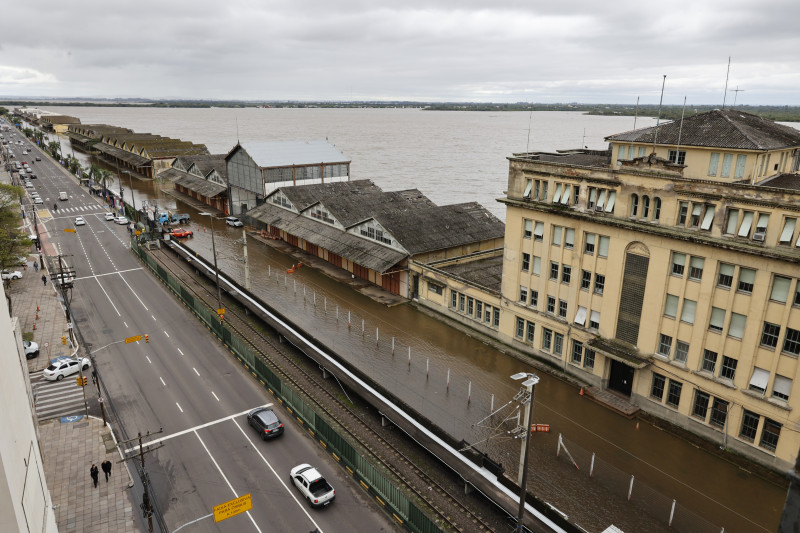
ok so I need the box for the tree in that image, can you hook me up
[91,165,114,197]
[47,141,61,160]
[67,155,81,175]
[0,183,32,275]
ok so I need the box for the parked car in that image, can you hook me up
[247,407,284,440]
[169,227,193,238]
[104,212,115,221]
[115,216,128,225]
[289,464,335,507]
[1,270,22,280]
[28,173,37,179]
[74,217,86,226]
[24,181,33,188]
[42,357,91,381]
[225,216,244,227]
[24,340,39,359]
[35,156,41,161]
[33,197,43,205]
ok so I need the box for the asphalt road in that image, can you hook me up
[28,138,394,533]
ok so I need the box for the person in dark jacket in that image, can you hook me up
[101,460,112,481]
[90,464,99,487]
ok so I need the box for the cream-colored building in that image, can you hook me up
[498,109,800,471]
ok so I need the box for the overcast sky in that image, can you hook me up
[1,0,798,105]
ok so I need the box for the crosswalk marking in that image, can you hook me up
[31,370,91,420]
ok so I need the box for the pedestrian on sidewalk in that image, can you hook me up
[91,369,97,384]
[33,261,38,272]
[41,274,47,286]
[101,460,112,482]
[90,464,99,487]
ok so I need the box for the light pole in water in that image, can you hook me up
[511,371,540,533]
[199,212,222,319]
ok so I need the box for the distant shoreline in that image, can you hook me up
[2,100,799,123]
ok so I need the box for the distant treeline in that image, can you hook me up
[2,100,799,122]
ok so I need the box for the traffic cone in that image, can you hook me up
[36,312,39,320]
[579,387,584,396]
[33,322,36,330]
[36,304,40,312]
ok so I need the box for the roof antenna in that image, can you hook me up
[730,86,745,108]
[236,117,240,144]
[675,96,687,164]
[722,57,731,110]
[652,75,667,153]
[525,102,534,152]
[633,96,640,130]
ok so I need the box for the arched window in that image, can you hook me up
[630,194,639,217]
[653,197,662,221]
[642,195,651,219]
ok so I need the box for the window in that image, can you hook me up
[721,154,733,178]
[739,410,760,442]
[574,306,587,326]
[467,298,474,316]
[589,310,600,329]
[728,313,746,339]
[630,194,639,217]
[754,213,770,240]
[721,356,738,380]
[573,186,580,205]
[534,222,544,241]
[584,349,595,369]
[558,300,568,318]
[737,268,755,293]
[542,328,552,351]
[734,154,747,178]
[476,301,483,318]
[760,419,781,452]
[709,398,729,428]
[584,233,596,254]
[688,256,705,281]
[784,328,800,356]
[552,183,563,204]
[526,321,535,343]
[546,296,556,314]
[484,306,492,323]
[618,145,628,161]
[658,334,673,356]
[700,206,715,230]
[796,282,800,306]
[429,282,444,295]
[598,236,610,258]
[771,275,792,303]
[459,294,466,312]
[642,196,651,219]
[651,373,666,400]
[553,333,564,355]
[709,307,725,332]
[561,265,571,284]
[519,286,528,303]
[677,202,689,225]
[493,309,500,327]
[675,341,689,363]
[761,322,780,348]
[772,375,792,401]
[521,253,530,272]
[717,263,734,288]
[667,380,682,408]
[530,290,539,308]
[689,203,703,227]
[450,291,457,308]
[552,226,562,246]
[571,341,583,364]
[524,219,533,239]
[535,180,548,201]
[523,179,533,199]
[701,349,718,373]
[671,252,686,276]
[594,274,605,295]
[516,317,525,338]
[725,209,739,235]
[581,270,591,290]
[564,228,575,249]
[680,299,697,324]
[532,256,541,275]
[749,367,770,394]
[779,218,796,244]
[693,391,710,419]
[708,153,720,176]
[653,197,662,221]
[549,261,559,280]
[668,149,686,165]
[738,211,755,237]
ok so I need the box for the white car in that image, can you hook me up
[225,216,244,227]
[1,270,23,280]
[104,212,115,221]
[289,464,336,507]
[75,217,86,226]
[25,182,34,188]
[33,197,43,205]
[115,216,128,225]
[24,340,39,359]
[42,357,91,381]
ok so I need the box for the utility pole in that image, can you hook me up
[510,372,540,533]
[118,429,164,533]
[242,228,250,291]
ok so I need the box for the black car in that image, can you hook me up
[247,407,284,440]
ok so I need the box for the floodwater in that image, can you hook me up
[34,106,793,532]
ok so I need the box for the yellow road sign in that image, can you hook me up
[213,493,252,523]
[217,308,225,315]
[64,228,76,233]
[125,335,142,344]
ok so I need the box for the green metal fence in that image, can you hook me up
[133,241,442,533]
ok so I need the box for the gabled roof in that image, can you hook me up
[314,188,436,228]
[228,140,350,168]
[758,173,800,191]
[277,180,383,212]
[606,109,800,151]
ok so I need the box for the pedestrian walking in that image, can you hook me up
[41,274,47,286]
[101,460,112,482]
[91,369,97,384]
[90,464,99,487]
[33,261,38,272]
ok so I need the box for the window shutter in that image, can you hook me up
[590,310,601,326]
[771,276,792,303]
[589,188,597,203]
[739,268,755,286]
[700,207,715,230]
[773,375,793,398]
[734,155,747,178]
[552,226,562,245]
[719,263,735,277]
[596,190,606,209]
[524,219,532,234]
[523,180,533,197]
[561,185,571,204]
[710,307,726,330]
[618,145,627,160]
[664,294,679,317]
[729,313,746,339]
[749,367,770,392]
[574,306,587,325]
[534,222,544,239]
[691,204,703,217]
[726,210,739,234]
[708,153,720,176]
[605,191,616,212]
[721,154,733,177]
[690,256,705,272]
[755,213,770,233]
[552,183,563,203]
[780,218,796,243]
[532,256,541,275]
[598,236,610,257]
[738,212,754,237]
[565,228,575,247]
[672,252,686,267]
[681,299,697,323]
[586,233,596,247]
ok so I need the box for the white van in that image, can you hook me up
[59,192,68,201]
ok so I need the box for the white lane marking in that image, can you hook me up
[194,430,264,533]
[164,330,170,338]
[177,348,184,356]
[146,356,152,364]
[122,406,272,454]
[123,321,128,328]
[151,315,156,321]
[211,391,219,402]
[94,278,121,317]
[176,403,183,413]
[117,272,149,311]
[193,367,199,376]
[160,377,166,386]
[232,419,321,529]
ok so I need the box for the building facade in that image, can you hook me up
[498,110,800,471]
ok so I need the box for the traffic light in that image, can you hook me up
[61,336,67,345]
[76,376,87,386]
[145,334,149,343]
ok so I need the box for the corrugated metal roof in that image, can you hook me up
[235,140,350,168]
[174,174,227,198]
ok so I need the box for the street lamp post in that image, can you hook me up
[122,170,138,223]
[199,212,222,316]
[511,371,540,533]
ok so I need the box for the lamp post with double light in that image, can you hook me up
[510,371,540,533]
